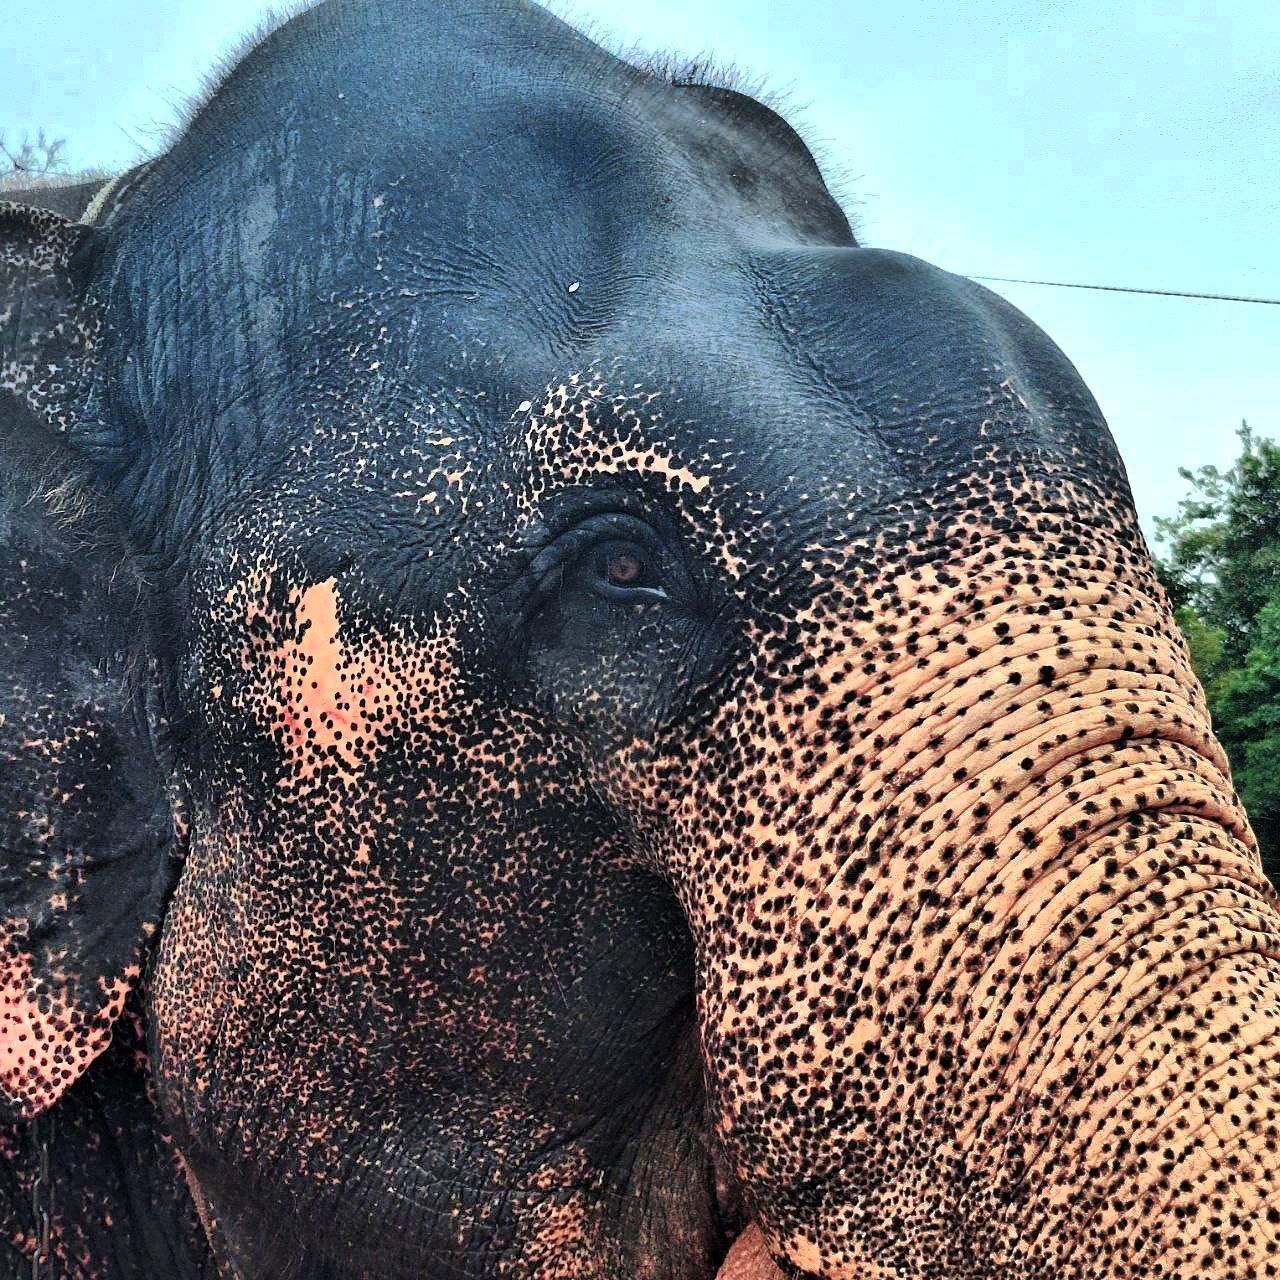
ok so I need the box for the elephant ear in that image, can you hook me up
[1,201,102,425]
[0,207,177,1122]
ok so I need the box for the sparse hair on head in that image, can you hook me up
[158,0,856,227]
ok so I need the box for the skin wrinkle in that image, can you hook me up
[1101,982,1280,1165]
[987,751,1230,879]
[795,689,1233,966]
[1024,997,1280,1237]
[1144,1088,1280,1249]
[990,900,1274,1153]
[784,549,1210,779]
[972,804,1246,990]
[972,855,1263,1100]
[811,681,1178,918]
[1097,1100,1280,1270]
[1062,917,1280,1107]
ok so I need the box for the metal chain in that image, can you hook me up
[29,1112,54,1280]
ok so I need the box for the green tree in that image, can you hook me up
[1155,422,1280,878]
[1212,601,1280,865]
[1156,423,1280,664]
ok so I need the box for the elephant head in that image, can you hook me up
[2,1,1278,1277]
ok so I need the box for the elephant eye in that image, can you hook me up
[604,550,643,585]
[587,540,667,602]
[523,513,676,617]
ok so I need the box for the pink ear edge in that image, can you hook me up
[0,943,137,1121]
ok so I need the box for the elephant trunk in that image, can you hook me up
[673,488,1280,1278]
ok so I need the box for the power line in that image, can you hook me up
[970,275,1280,306]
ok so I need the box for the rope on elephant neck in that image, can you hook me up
[29,1111,53,1280]
[970,274,1280,305]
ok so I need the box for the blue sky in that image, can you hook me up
[3,0,1277,541]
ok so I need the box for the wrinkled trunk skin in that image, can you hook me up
[638,474,1280,1279]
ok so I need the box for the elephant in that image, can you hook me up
[2,0,1278,1276]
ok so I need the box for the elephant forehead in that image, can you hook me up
[96,0,862,505]
[137,0,847,264]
